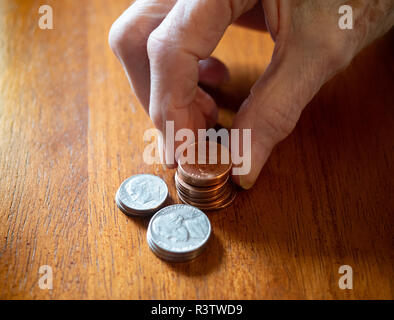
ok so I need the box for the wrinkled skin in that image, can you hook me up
[109,0,394,189]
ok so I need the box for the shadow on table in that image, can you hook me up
[124,194,225,276]
[164,232,224,277]
[206,30,394,265]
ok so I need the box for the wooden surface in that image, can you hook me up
[0,0,393,300]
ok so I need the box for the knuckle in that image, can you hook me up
[108,20,127,54]
[311,31,355,72]
[324,40,353,70]
[108,15,144,56]
[147,30,170,61]
[259,104,299,143]
[290,23,356,74]
[249,87,300,142]
[149,108,163,129]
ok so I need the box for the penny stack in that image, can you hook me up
[175,141,236,210]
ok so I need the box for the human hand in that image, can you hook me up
[109,0,394,189]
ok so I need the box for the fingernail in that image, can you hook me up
[222,69,231,84]
[238,175,255,190]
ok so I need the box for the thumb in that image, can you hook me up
[231,44,339,189]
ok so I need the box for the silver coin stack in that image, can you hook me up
[147,204,211,262]
[115,174,168,216]
[116,175,212,262]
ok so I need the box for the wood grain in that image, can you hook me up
[0,0,393,299]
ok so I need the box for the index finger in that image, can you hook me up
[147,0,257,163]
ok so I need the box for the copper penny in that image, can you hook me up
[177,184,237,211]
[176,178,231,203]
[177,141,232,187]
[175,171,229,197]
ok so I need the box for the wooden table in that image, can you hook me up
[0,0,393,300]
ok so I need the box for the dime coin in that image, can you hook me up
[147,204,211,262]
[115,174,168,216]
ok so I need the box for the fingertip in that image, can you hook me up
[231,171,256,190]
[230,109,271,191]
[195,87,218,128]
[206,105,218,128]
[198,57,230,87]
[238,176,256,190]
[163,163,177,170]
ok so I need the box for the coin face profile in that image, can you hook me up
[116,174,168,216]
[147,204,212,262]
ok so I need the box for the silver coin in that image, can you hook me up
[116,174,168,215]
[147,204,211,261]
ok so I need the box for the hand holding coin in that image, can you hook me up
[109,0,394,189]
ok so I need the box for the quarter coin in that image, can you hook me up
[147,204,211,262]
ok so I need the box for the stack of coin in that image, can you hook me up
[115,174,168,216]
[147,204,211,262]
[175,141,236,210]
